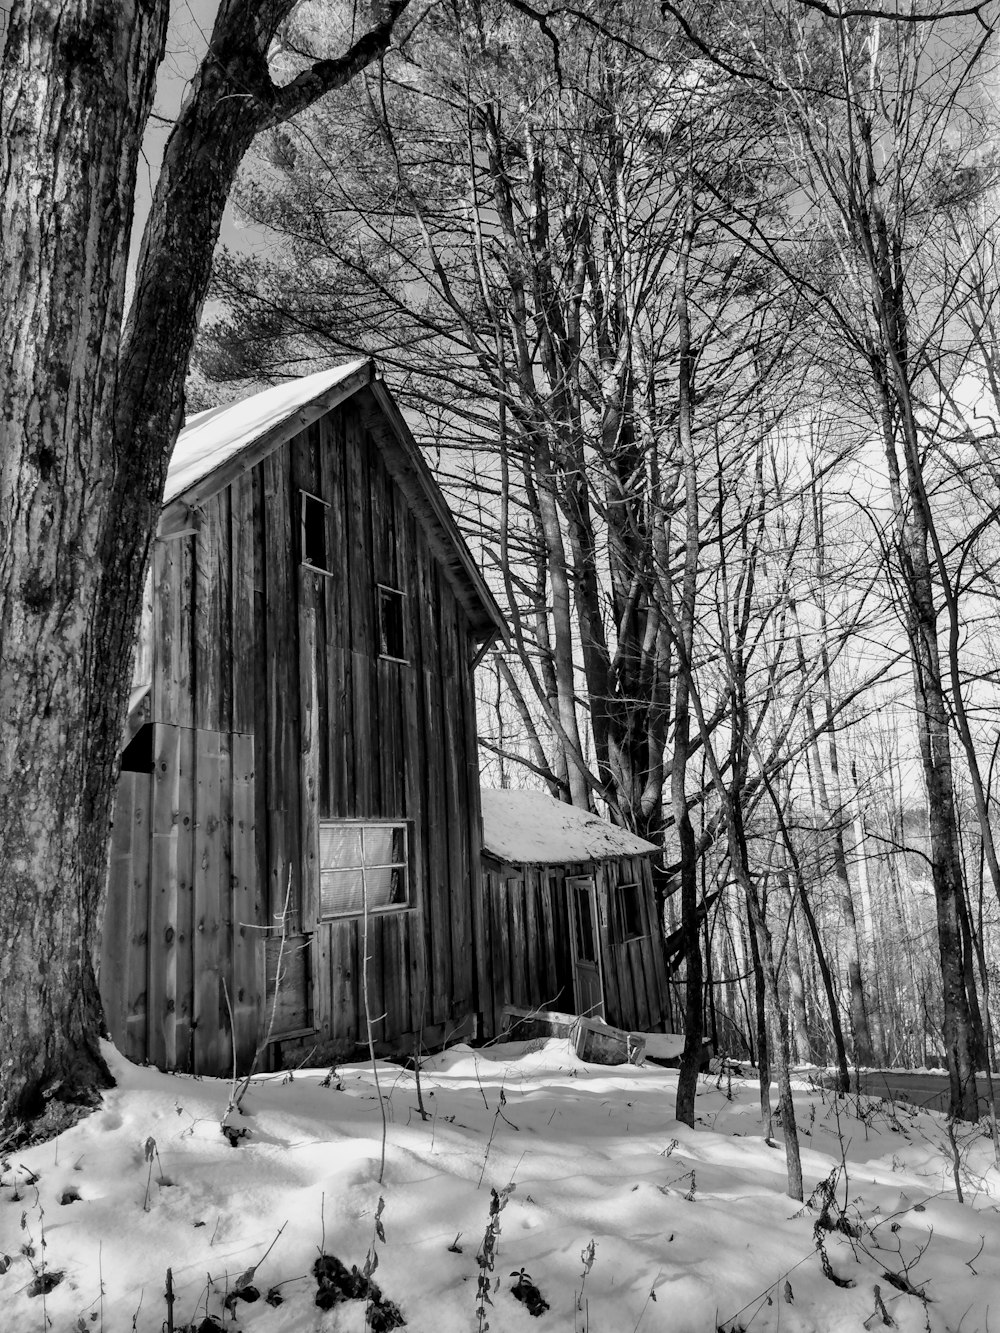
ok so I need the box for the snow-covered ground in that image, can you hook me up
[1,1039,997,1332]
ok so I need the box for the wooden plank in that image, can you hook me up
[124,772,153,1062]
[320,411,351,818]
[151,535,194,727]
[538,872,561,1013]
[396,500,428,1038]
[298,572,321,927]
[421,589,451,1021]
[147,725,179,1070]
[252,465,270,944]
[231,473,256,734]
[263,450,301,925]
[643,861,672,1026]
[193,495,228,733]
[490,868,509,1035]
[360,913,386,1045]
[596,863,623,1028]
[523,868,543,1013]
[231,732,261,1068]
[330,918,359,1053]
[167,724,196,1071]
[345,409,374,660]
[192,728,226,1075]
[377,657,405,818]
[102,775,137,1054]
[264,932,312,1035]
[496,874,512,1015]
[508,878,528,1009]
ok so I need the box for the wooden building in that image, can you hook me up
[478,789,673,1039]
[101,360,505,1074]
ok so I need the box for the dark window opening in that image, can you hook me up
[378,585,406,660]
[121,722,155,773]
[573,885,598,963]
[301,491,330,571]
[617,882,643,940]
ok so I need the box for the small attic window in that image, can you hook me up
[378,585,406,661]
[616,882,643,940]
[301,491,330,572]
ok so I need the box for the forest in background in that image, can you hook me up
[191,0,1000,1141]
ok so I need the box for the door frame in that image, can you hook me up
[566,874,605,1019]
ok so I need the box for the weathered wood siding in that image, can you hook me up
[479,853,672,1039]
[102,392,484,1073]
[102,478,262,1074]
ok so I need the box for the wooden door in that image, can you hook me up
[567,876,605,1019]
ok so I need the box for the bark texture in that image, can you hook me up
[0,0,169,1129]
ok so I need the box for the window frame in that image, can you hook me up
[376,583,408,663]
[316,818,412,921]
[615,881,645,942]
[300,489,333,576]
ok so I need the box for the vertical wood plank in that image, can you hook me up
[124,772,153,1061]
[298,572,321,927]
[148,725,180,1070]
[523,869,542,1013]
[330,918,359,1052]
[263,450,301,925]
[102,776,137,1054]
[192,728,226,1074]
[193,496,229,733]
[320,411,351,818]
[168,724,196,1070]
[231,732,261,1067]
[152,535,194,726]
[420,539,451,1024]
[231,474,256,734]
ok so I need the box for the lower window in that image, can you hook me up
[318,821,409,918]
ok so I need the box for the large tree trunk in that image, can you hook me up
[0,0,169,1131]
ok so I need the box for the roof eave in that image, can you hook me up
[159,360,376,524]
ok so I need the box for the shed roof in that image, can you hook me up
[481,788,659,865]
[162,360,506,642]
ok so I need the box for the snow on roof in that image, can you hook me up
[164,360,369,504]
[481,787,659,864]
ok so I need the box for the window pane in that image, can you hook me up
[365,864,407,908]
[390,825,406,863]
[363,825,394,867]
[321,868,364,916]
[320,825,362,870]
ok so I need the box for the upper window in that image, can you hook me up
[377,585,406,661]
[616,882,643,940]
[301,491,330,572]
[318,821,409,918]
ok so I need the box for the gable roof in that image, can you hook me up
[161,360,506,643]
[481,788,659,865]
[165,361,369,505]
